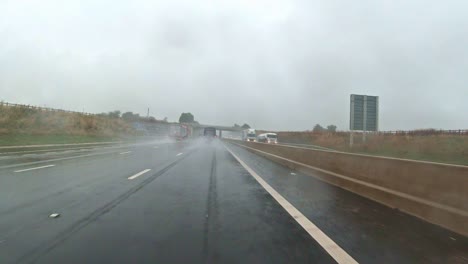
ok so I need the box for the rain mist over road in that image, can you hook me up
[1,0,467,130]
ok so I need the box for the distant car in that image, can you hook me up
[257,133,278,144]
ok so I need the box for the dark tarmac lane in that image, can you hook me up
[0,139,466,263]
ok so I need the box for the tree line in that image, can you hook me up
[100,111,199,124]
[100,110,254,128]
[313,124,337,132]
[233,123,250,129]
[99,110,168,123]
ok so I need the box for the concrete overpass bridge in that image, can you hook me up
[192,123,244,138]
[131,121,244,138]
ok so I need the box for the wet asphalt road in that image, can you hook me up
[0,139,466,263]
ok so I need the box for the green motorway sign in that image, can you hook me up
[350,94,379,131]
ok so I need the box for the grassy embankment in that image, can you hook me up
[274,131,468,166]
[0,105,136,146]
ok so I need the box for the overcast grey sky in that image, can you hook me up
[1,0,467,131]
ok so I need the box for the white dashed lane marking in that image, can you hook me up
[14,164,56,173]
[128,169,152,180]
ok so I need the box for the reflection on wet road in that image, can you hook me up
[0,139,466,263]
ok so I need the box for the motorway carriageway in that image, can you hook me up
[0,139,466,263]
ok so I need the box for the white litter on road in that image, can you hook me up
[49,213,60,218]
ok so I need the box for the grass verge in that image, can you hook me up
[275,131,468,166]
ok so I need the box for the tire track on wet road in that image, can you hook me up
[17,148,197,264]
[203,149,220,263]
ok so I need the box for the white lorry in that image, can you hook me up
[242,129,257,142]
[257,133,278,144]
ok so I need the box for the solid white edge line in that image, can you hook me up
[14,164,56,173]
[224,145,358,264]
[119,151,132,155]
[176,153,183,156]
[128,169,151,180]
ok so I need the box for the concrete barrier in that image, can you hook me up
[225,139,468,236]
